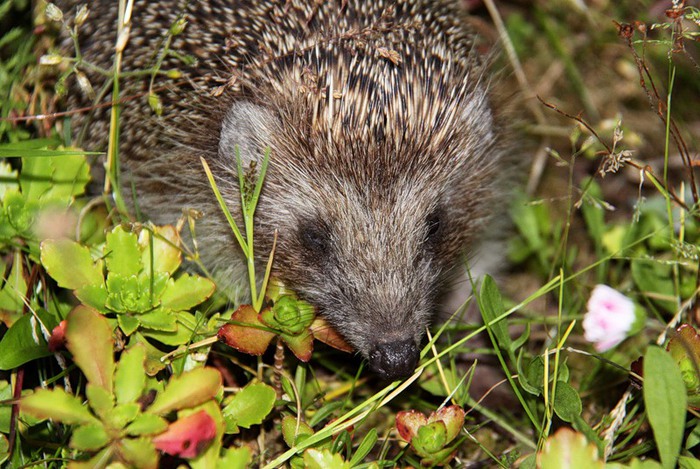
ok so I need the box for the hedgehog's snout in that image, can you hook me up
[368,338,420,381]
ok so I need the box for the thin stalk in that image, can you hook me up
[103,0,133,215]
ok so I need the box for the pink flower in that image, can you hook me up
[582,285,636,352]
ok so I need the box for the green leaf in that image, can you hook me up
[479,275,512,356]
[148,367,222,416]
[104,403,140,431]
[553,381,583,423]
[0,312,54,370]
[68,447,111,469]
[136,308,177,331]
[125,413,168,436]
[260,296,316,334]
[0,161,18,199]
[141,323,194,346]
[631,260,677,313]
[70,423,109,451]
[0,433,8,467]
[580,179,606,251]
[349,427,377,466]
[160,274,215,311]
[0,251,27,319]
[105,273,168,314]
[4,192,36,239]
[0,381,12,433]
[65,305,114,392]
[606,459,663,469]
[412,421,447,455]
[131,333,167,376]
[41,239,103,290]
[86,384,114,419]
[19,156,53,200]
[105,226,143,277]
[21,388,98,425]
[217,446,252,469]
[74,283,109,311]
[644,346,686,469]
[42,153,90,200]
[281,415,314,447]
[222,383,276,430]
[117,314,141,336]
[303,448,350,469]
[679,456,700,469]
[114,344,146,405]
[119,437,158,469]
[517,354,545,396]
[19,153,90,203]
[430,406,465,444]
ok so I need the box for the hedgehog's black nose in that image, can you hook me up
[369,339,420,381]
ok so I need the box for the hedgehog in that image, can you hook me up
[57,0,507,381]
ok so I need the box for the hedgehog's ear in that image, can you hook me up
[218,101,278,167]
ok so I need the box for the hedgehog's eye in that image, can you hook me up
[424,209,443,246]
[299,221,331,256]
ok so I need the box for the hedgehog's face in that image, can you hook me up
[219,97,496,380]
[275,188,449,381]
[251,146,485,381]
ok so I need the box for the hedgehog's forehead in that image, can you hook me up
[265,55,479,149]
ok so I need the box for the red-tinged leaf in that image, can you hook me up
[65,305,114,392]
[21,388,98,425]
[217,305,275,356]
[395,410,427,443]
[48,320,66,352]
[153,410,217,459]
[282,330,314,362]
[311,318,353,352]
[429,406,465,443]
[147,367,222,416]
[187,400,225,469]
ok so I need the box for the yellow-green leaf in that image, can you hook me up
[21,388,98,425]
[148,368,222,416]
[222,383,276,430]
[105,226,142,277]
[40,239,103,289]
[114,344,146,405]
[139,225,181,276]
[160,275,215,311]
[119,437,158,469]
[70,423,109,451]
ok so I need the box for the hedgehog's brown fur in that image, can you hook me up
[59,0,508,380]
